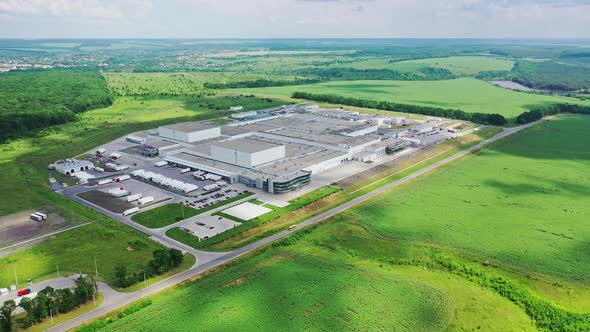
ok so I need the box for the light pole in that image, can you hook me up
[94,256,99,277]
[144,273,147,289]
[50,309,54,326]
[14,268,18,287]
[56,264,60,278]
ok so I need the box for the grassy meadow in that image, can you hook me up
[335,56,515,75]
[342,115,590,282]
[244,78,590,119]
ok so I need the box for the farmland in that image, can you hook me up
[95,248,532,332]
[341,115,590,283]
[244,78,590,119]
[337,56,515,75]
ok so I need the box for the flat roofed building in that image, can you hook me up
[158,122,221,143]
[210,138,286,168]
[55,159,94,175]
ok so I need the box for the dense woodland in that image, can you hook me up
[114,248,184,288]
[0,70,113,142]
[292,91,508,125]
[292,67,456,81]
[511,61,590,91]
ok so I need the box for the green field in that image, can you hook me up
[244,78,589,119]
[131,203,200,229]
[0,220,174,286]
[104,72,298,96]
[335,56,515,75]
[394,56,515,75]
[341,115,590,282]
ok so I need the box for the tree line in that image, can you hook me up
[0,70,113,143]
[0,276,97,331]
[204,78,321,89]
[291,92,508,125]
[114,248,184,288]
[291,67,456,81]
[516,104,590,124]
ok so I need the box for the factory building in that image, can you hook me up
[155,108,410,194]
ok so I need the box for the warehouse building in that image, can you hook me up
[54,159,94,175]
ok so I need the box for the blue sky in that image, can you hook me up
[0,0,588,38]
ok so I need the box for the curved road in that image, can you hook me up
[47,120,543,331]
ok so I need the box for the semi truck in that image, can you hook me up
[126,193,143,202]
[123,207,140,216]
[34,212,47,220]
[154,161,168,167]
[180,168,191,174]
[138,196,154,206]
[30,214,43,222]
[97,178,113,185]
[115,175,130,182]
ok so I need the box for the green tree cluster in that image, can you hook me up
[510,60,590,91]
[0,276,97,331]
[291,92,507,125]
[115,248,184,288]
[0,70,113,142]
[516,104,590,124]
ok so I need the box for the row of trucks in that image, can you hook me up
[96,148,121,160]
[192,170,223,182]
[97,175,130,186]
[122,195,154,216]
[29,212,47,222]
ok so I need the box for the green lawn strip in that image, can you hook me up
[132,203,200,228]
[167,187,339,250]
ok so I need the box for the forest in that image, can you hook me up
[0,70,113,142]
[510,60,590,91]
[292,67,456,81]
[291,91,508,125]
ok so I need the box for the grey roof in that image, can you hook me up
[161,122,217,133]
[213,138,283,153]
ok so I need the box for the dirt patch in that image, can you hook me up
[254,253,297,269]
[126,246,136,251]
[0,205,80,249]
[223,274,250,288]
[77,190,132,213]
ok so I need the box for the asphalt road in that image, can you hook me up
[47,120,542,331]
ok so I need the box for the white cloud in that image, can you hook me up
[0,0,124,20]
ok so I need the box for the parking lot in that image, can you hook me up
[76,179,175,213]
[182,187,247,210]
[177,213,241,240]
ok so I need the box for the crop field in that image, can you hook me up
[245,78,590,119]
[99,250,455,332]
[332,56,515,75]
[340,115,590,282]
[392,56,515,75]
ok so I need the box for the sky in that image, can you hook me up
[0,0,589,39]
